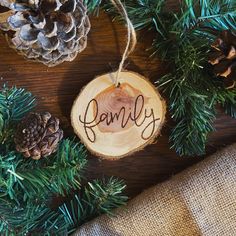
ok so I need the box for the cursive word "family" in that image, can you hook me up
[79,95,160,143]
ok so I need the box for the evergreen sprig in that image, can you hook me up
[84,0,102,14]
[0,84,127,235]
[0,139,87,204]
[0,84,36,145]
[0,178,127,235]
[156,37,219,156]
[216,86,236,118]
[178,0,236,35]
[19,139,87,196]
[87,0,236,156]
[59,178,128,234]
[0,198,67,235]
[155,0,236,155]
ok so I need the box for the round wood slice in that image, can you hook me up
[71,71,166,160]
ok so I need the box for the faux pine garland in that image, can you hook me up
[87,0,236,156]
[0,85,127,235]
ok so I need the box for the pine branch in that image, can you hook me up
[87,0,236,156]
[19,139,88,196]
[158,73,217,156]
[22,203,68,236]
[102,0,235,39]
[0,84,36,121]
[0,197,68,236]
[106,0,166,33]
[216,87,236,118]
[178,0,236,35]
[0,141,127,235]
[101,0,235,58]
[157,38,218,156]
[0,82,127,234]
[0,84,36,144]
[84,0,102,14]
[59,177,127,234]
[224,101,236,119]
[0,139,87,204]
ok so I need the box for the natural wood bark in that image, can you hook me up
[71,71,166,160]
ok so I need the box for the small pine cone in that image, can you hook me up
[0,0,90,67]
[208,30,236,89]
[14,112,63,160]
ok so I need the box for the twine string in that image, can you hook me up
[110,0,137,87]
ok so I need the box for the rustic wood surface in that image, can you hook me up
[1,10,236,198]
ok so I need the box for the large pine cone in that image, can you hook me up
[14,112,63,160]
[208,30,236,89]
[0,0,90,67]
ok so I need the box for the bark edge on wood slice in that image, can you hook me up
[71,71,166,160]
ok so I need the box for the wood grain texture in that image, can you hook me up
[71,71,166,159]
[1,10,236,198]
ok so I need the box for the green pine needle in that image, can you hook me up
[216,87,236,118]
[178,0,236,34]
[0,84,36,145]
[0,139,87,203]
[0,198,68,235]
[0,84,36,121]
[97,0,236,156]
[156,37,218,156]
[84,0,102,14]
[59,177,127,234]
[158,72,217,156]
[224,102,236,119]
[0,85,128,235]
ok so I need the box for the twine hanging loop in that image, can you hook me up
[110,0,137,87]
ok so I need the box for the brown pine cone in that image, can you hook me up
[208,30,236,89]
[14,112,63,160]
[0,0,90,67]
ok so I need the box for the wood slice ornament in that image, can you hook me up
[71,0,166,159]
[71,71,166,159]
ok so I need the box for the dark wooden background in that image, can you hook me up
[1,10,236,198]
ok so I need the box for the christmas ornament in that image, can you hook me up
[71,71,166,159]
[14,112,63,159]
[208,30,236,89]
[71,0,166,159]
[0,0,90,67]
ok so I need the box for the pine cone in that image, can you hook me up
[208,30,236,89]
[14,112,63,160]
[0,0,90,67]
